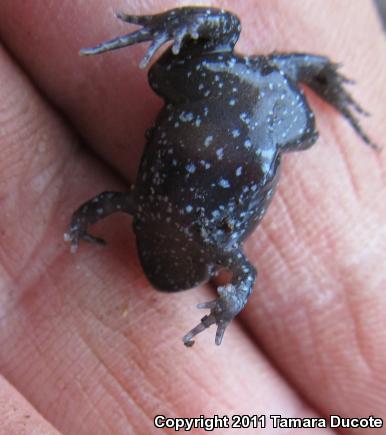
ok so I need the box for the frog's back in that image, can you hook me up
[148,51,317,147]
[135,53,315,225]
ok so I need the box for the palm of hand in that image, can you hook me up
[0,1,385,434]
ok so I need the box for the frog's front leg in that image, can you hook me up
[80,7,240,68]
[64,191,135,253]
[267,53,378,149]
[183,250,256,346]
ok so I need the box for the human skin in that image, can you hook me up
[0,0,385,434]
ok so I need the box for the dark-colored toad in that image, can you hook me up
[65,7,376,346]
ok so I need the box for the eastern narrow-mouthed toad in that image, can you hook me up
[65,7,376,346]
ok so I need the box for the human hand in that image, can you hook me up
[0,1,385,433]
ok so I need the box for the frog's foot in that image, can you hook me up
[64,215,106,254]
[80,7,240,68]
[183,284,246,346]
[268,54,379,149]
[308,62,380,149]
[64,191,134,254]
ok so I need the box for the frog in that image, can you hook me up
[64,7,377,346]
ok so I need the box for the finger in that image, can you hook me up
[0,0,168,180]
[0,42,335,434]
[0,375,60,434]
[234,0,386,425]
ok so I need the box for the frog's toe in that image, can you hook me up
[182,310,231,346]
[214,320,230,346]
[64,221,106,254]
[183,287,240,346]
[63,229,79,254]
[197,299,217,309]
[171,23,200,55]
[114,11,151,26]
[182,313,217,347]
[171,26,188,55]
[139,33,169,69]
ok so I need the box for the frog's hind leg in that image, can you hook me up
[268,53,378,149]
[80,7,241,68]
[64,191,135,253]
[183,249,256,346]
